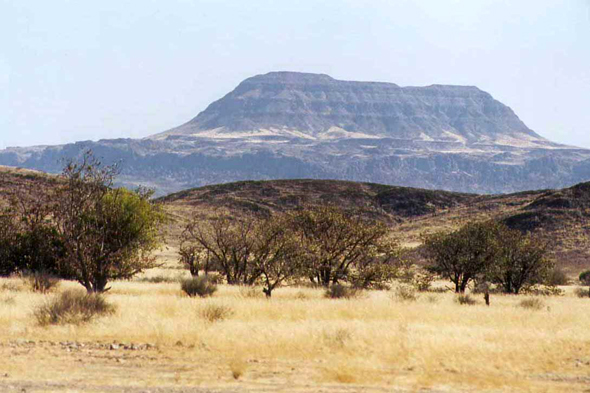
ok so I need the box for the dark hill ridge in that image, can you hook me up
[161,178,590,272]
[2,71,590,195]
[159,179,476,222]
[1,168,589,272]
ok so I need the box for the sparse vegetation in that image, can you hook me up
[181,276,217,298]
[423,221,552,294]
[200,304,234,323]
[34,290,115,326]
[52,153,166,293]
[456,294,477,305]
[324,284,359,299]
[519,298,545,311]
[579,270,590,298]
[393,284,418,302]
[545,267,569,286]
[25,271,60,293]
[574,287,589,298]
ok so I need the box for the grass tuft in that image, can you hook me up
[34,290,115,326]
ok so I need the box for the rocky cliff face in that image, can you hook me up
[155,72,548,147]
[1,72,589,195]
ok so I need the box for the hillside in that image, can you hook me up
[2,72,590,195]
[161,179,590,273]
[0,166,57,207]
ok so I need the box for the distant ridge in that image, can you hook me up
[1,71,589,195]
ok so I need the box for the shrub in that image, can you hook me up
[137,275,181,284]
[456,294,477,305]
[324,284,359,299]
[34,290,115,326]
[201,304,233,323]
[425,294,439,304]
[25,271,60,293]
[239,285,263,299]
[519,298,545,311]
[574,287,589,298]
[545,268,569,286]
[229,357,247,380]
[1,295,16,305]
[523,285,564,297]
[580,270,590,286]
[181,276,217,298]
[294,291,309,300]
[394,284,418,302]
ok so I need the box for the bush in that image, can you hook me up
[523,285,564,297]
[580,270,590,286]
[545,268,569,286]
[201,304,233,323]
[324,284,359,299]
[394,284,418,302]
[137,275,182,284]
[1,295,16,305]
[574,287,589,298]
[238,286,263,299]
[456,294,476,305]
[181,276,217,298]
[519,298,545,310]
[34,290,115,326]
[25,271,60,293]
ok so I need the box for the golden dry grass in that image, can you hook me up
[1,275,590,392]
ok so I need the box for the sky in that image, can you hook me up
[1,0,589,149]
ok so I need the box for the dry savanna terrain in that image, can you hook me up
[1,272,590,392]
[1,167,590,392]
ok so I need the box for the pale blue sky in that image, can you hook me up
[1,0,589,148]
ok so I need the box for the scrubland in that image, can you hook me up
[1,271,590,392]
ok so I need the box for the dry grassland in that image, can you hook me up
[1,272,590,393]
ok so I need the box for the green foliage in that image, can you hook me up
[34,290,115,326]
[53,152,166,292]
[486,225,552,294]
[579,270,590,286]
[180,205,404,295]
[574,287,589,298]
[0,203,66,278]
[423,221,552,294]
[289,205,401,288]
[181,276,217,298]
[422,221,499,293]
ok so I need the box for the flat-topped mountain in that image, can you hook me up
[155,71,548,148]
[1,71,589,195]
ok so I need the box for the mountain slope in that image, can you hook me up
[160,179,590,273]
[155,71,547,147]
[1,71,589,195]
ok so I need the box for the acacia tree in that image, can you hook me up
[181,213,260,285]
[579,270,590,298]
[251,215,303,297]
[486,225,552,294]
[0,180,65,277]
[422,221,498,293]
[288,206,400,287]
[0,210,18,276]
[53,152,165,292]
